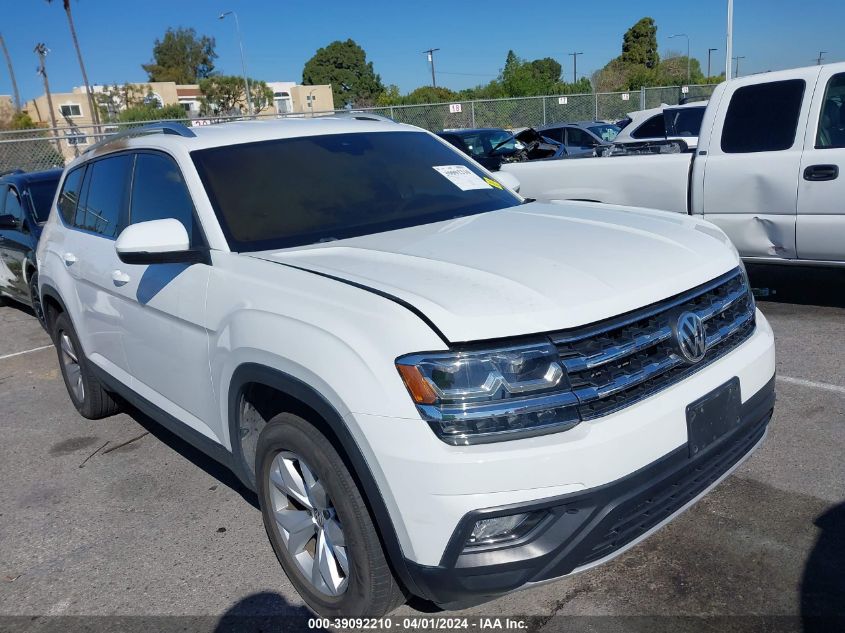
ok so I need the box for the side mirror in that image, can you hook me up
[0,214,18,230]
[115,219,204,265]
[495,171,521,193]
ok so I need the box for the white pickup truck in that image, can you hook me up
[503,62,845,265]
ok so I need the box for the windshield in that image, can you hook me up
[26,178,60,222]
[588,124,621,142]
[458,130,521,157]
[192,131,522,252]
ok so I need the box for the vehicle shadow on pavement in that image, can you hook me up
[120,403,259,510]
[801,501,845,632]
[213,591,313,632]
[747,264,845,309]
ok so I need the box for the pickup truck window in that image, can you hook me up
[816,73,845,149]
[192,131,521,252]
[721,79,805,154]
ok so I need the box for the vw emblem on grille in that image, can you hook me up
[675,312,707,364]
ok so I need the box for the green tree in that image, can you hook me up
[375,84,401,106]
[47,0,100,127]
[95,83,151,121]
[302,39,384,107]
[143,27,217,84]
[403,86,458,104]
[621,17,659,69]
[656,53,705,85]
[199,75,274,115]
[118,103,186,123]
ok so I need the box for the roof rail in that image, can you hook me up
[83,122,196,155]
[333,112,396,123]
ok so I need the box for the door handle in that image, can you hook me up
[803,164,839,182]
[111,270,130,286]
[63,252,77,266]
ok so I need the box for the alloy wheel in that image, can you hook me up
[268,451,349,596]
[59,331,84,403]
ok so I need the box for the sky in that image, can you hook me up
[1,0,842,103]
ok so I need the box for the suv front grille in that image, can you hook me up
[552,268,755,419]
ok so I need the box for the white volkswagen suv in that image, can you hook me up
[37,118,776,616]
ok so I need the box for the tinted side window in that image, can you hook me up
[567,128,591,146]
[130,153,197,242]
[721,79,805,153]
[76,155,131,238]
[4,188,24,223]
[58,167,85,225]
[541,128,563,142]
[816,73,845,149]
[632,114,666,139]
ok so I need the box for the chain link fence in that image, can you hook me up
[0,84,717,174]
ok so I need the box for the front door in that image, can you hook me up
[698,67,820,259]
[796,70,845,261]
[107,151,217,441]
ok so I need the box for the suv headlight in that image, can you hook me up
[396,342,580,445]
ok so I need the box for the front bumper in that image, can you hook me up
[405,375,775,607]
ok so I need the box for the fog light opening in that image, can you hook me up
[466,511,546,547]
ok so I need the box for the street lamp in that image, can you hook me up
[669,33,691,83]
[707,48,718,79]
[218,11,253,116]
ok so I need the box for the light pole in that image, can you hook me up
[707,48,718,79]
[733,55,746,77]
[569,52,583,83]
[816,51,827,65]
[669,34,690,83]
[219,11,253,116]
[423,48,439,88]
[726,0,734,79]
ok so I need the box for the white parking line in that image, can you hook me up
[777,375,845,395]
[0,344,53,361]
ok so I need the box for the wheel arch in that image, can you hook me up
[40,282,69,333]
[227,362,423,597]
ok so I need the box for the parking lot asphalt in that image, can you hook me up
[0,264,843,632]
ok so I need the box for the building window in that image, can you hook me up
[59,104,82,118]
[64,129,88,146]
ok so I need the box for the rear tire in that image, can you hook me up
[256,413,405,617]
[53,311,120,419]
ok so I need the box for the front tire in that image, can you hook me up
[28,271,46,330]
[256,413,405,617]
[53,311,120,419]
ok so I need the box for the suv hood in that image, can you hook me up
[250,201,739,343]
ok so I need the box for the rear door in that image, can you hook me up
[796,69,845,261]
[696,67,819,259]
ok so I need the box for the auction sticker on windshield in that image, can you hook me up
[433,165,493,191]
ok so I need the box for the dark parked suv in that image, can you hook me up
[0,169,62,324]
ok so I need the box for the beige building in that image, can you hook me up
[21,80,335,161]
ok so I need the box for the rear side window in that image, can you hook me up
[632,114,666,139]
[566,128,592,146]
[541,128,563,142]
[129,153,199,243]
[75,155,131,238]
[721,79,805,153]
[57,167,85,226]
[816,73,845,149]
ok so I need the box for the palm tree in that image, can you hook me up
[47,0,100,127]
